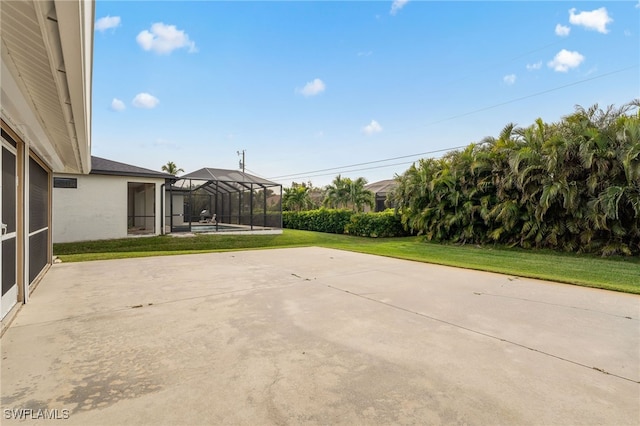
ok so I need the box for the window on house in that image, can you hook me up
[53,177,77,188]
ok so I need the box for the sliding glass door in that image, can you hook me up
[1,139,17,319]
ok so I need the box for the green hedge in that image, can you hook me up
[283,209,408,237]
[283,209,353,234]
[345,210,409,238]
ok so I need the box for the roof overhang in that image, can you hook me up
[90,170,175,180]
[0,0,93,173]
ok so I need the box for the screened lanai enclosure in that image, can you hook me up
[166,168,282,233]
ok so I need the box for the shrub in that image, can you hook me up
[283,209,353,234]
[345,210,409,238]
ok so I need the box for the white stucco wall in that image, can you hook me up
[53,174,165,243]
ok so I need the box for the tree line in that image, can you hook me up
[283,175,375,212]
[390,101,640,256]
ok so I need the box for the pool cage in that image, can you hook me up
[167,168,282,233]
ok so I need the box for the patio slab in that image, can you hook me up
[1,247,639,425]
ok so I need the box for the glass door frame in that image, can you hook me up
[1,138,18,319]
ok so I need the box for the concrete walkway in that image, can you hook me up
[1,247,639,425]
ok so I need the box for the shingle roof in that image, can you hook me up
[90,156,175,179]
[365,179,397,195]
[180,168,278,186]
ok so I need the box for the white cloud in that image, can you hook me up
[569,7,613,34]
[132,93,160,109]
[95,16,121,32]
[357,51,373,57]
[526,61,542,71]
[555,24,571,36]
[547,49,585,72]
[136,23,197,54]
[297,78,326,97]
[390,0,409,15]
[314,131,324,138]
[503,74,516,85]
[362,120,383,135]
[110,98,125,111]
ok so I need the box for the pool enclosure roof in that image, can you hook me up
[173,167,281,195]
[168,167,282,233]
[181,168,276,184]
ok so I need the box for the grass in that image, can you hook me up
[53,229,640,294]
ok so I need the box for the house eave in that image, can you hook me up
[89,170,175,180]
[0,0,93,173]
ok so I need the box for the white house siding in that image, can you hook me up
[53,175,165,243]
[1,0,93,328]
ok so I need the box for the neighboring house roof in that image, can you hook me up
[365,179,397,195]
[90,156,175,179]
[181,168,279,186]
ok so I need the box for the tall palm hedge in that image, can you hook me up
[391,101,640,256]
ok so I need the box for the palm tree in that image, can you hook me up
[323,175,352,209]
[391,159,439,236]
[390,100,639,256]
[322,175,374,212]
[348,177,374,212]
[283,184,314,212]
[161,161,184,175]
[588,112,640,255]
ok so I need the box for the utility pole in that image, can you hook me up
[237,149,245,173]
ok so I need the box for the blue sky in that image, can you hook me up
[92,1,640,186]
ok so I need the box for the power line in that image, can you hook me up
[272,159,423,183]
[428,65,638,126]
[244,167,267,178]
[268,65,638,183]
[269,146,466,180]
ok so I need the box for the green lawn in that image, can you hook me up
[53,230,640,294]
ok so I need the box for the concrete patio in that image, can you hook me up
[1,247,638,425]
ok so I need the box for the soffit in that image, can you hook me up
[0,0,84,172]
